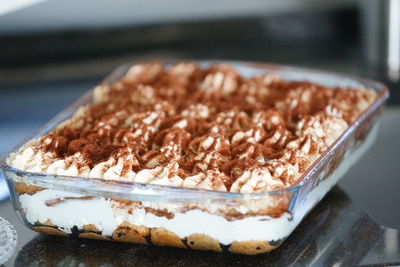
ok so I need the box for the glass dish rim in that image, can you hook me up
[0,60,390,200]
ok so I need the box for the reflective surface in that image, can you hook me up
[0,217,17,265]
[6,187,400,266]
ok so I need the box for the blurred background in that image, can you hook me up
[0,0,399,230]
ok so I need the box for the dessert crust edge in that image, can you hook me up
[30,220,277,255]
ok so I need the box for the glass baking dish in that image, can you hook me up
[0,61,389,255]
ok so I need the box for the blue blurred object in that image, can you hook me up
[0,174,9,201]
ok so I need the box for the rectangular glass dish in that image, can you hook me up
[0,61,389,255]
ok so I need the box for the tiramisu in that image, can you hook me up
[5,62,379,254]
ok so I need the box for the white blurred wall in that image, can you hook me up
[0,0,354,35]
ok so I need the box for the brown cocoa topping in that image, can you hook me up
[40,61,376,189]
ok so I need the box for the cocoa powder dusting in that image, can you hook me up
[41,61,376,190]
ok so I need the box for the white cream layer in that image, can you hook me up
[18,125,378,245]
